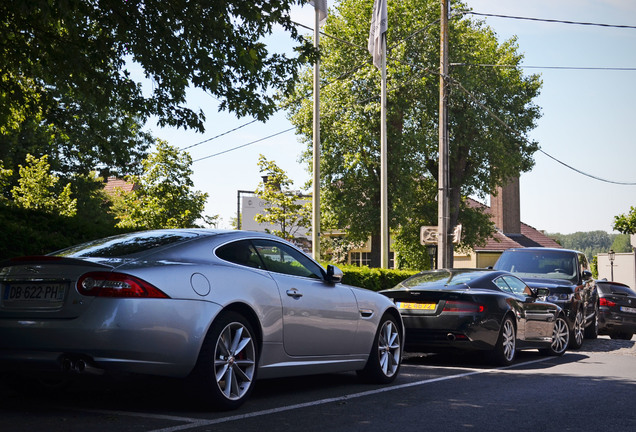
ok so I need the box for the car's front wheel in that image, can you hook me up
[569,309,585,349]
[357,314,402,384]
[540,316,569,356]
[190,311,258,410]
[491,316,516,366]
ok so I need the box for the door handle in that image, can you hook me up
[286,289,303,299]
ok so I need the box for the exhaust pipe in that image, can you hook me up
[59,355,104,376]
[447,333,456,341]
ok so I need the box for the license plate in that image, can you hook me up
[397,302,436,310]
[620,306,636,314]
[2,282,67,307]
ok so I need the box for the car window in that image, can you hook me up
[493,277,513,294]
[495,250,578,283]
[251,239,324,279]
[216,240,264,269]
[597,282,636,296]
[501,275,530,295]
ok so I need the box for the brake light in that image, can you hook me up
[443,300,485,313]
[77,272,169,298]
[599,297,616,307]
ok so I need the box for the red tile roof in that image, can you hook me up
[467,198,561,251]
[103,177,137,195]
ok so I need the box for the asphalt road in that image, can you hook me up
[1,336,635,432]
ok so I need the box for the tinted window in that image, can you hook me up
[252,239,323,279]
[216,240,264,269]
[495,250,578,282]
[399,270,488,290]
[54,231,198,258]
[597,283,636,296]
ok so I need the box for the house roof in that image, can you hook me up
[103,177,137,195]
[467,198,561,252]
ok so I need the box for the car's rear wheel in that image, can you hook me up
[540,316,569,356]
[190,311,258,410]
[491,316,516,366]
[569,309,585,349]
[357,314,402,384]
[584,303,599,339]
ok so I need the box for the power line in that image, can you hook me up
[192,127,295,163]
[451,63,636,71]
[182,120,259,150]
[465,11,636,30]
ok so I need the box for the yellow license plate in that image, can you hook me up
[397,302,436,310]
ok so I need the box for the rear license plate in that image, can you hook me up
[397,302,436,310]
[620,306,636,314]
[2,282,67,307]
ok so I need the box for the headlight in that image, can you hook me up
[547,293,574,302]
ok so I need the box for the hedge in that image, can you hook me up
[326,263,419,292]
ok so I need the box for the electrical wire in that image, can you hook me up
[464,11,636,30]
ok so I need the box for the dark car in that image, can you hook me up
[493,247,599,349]
[596,280,636,340]
[380,269,569,366]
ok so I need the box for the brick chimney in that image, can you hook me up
[490,177,521,235]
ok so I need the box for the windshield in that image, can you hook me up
[495,250,578,283]
[54,231,200,258]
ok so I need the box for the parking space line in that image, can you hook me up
[79,357,552,432]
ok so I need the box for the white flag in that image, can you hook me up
[368,0,387,69]
[310,0,328,27]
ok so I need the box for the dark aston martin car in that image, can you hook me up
[0,229,402,410]
[596,280,636,340]
[380,269,569,365]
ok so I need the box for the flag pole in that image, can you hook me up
[312,7,321,261]
[380,33,389,269]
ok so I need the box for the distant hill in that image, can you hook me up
[547,231,631,260]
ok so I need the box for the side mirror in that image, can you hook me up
[582,270,593,281]
[326,264,343,284]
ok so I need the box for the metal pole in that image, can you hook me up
[437,0,450,269]
[312,9,321,261]
[380,34,389,269]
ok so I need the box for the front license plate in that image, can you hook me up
[620,306,636,314]
[2,282,67,307]
[397,302,436,310]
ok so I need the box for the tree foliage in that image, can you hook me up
[0,0,313,177]
[613,206,636,235]
[254,155,311,241]
[284,0,541,267]
[110,141,211,229]
[10,154,77,217]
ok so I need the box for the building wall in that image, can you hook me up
[597,252,636,288]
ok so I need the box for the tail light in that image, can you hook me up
[77,272,170,298]
[599,297,616,307]
[443,300,485,313]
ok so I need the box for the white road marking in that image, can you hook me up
[78,357,552,432]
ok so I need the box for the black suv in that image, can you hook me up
[493,247,598,349]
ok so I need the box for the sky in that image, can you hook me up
[147,0,636,235]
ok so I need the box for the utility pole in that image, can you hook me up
[312,6,322,261]
[438,0,450,269]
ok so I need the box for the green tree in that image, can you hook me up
[111,141,211,229]
[614,207,636,235]
[254,155,311,241]
[10,154,77,217]
[284,0,541,267]
[611,234,632,253]
[1,0,314,177]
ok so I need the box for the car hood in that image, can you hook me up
[523,278,576,293]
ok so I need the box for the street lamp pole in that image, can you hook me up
[609,249,615,281]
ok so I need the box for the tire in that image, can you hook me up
[190,311,258,411]
[491,316,516,366]
[584,303,599,339]
[358,314,402,384]
[539,316,569,356]
[568,309,585,350]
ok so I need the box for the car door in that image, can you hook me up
[251,239,359,356]
[498,275,556,341]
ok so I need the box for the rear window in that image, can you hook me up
[53,231,199,258]
[597,282,636,296]
[399,270,486,290]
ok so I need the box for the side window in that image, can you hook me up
[252,239,324,279]
[493,276,513,293]
[216,240,264,269]
[502,275,531,295]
